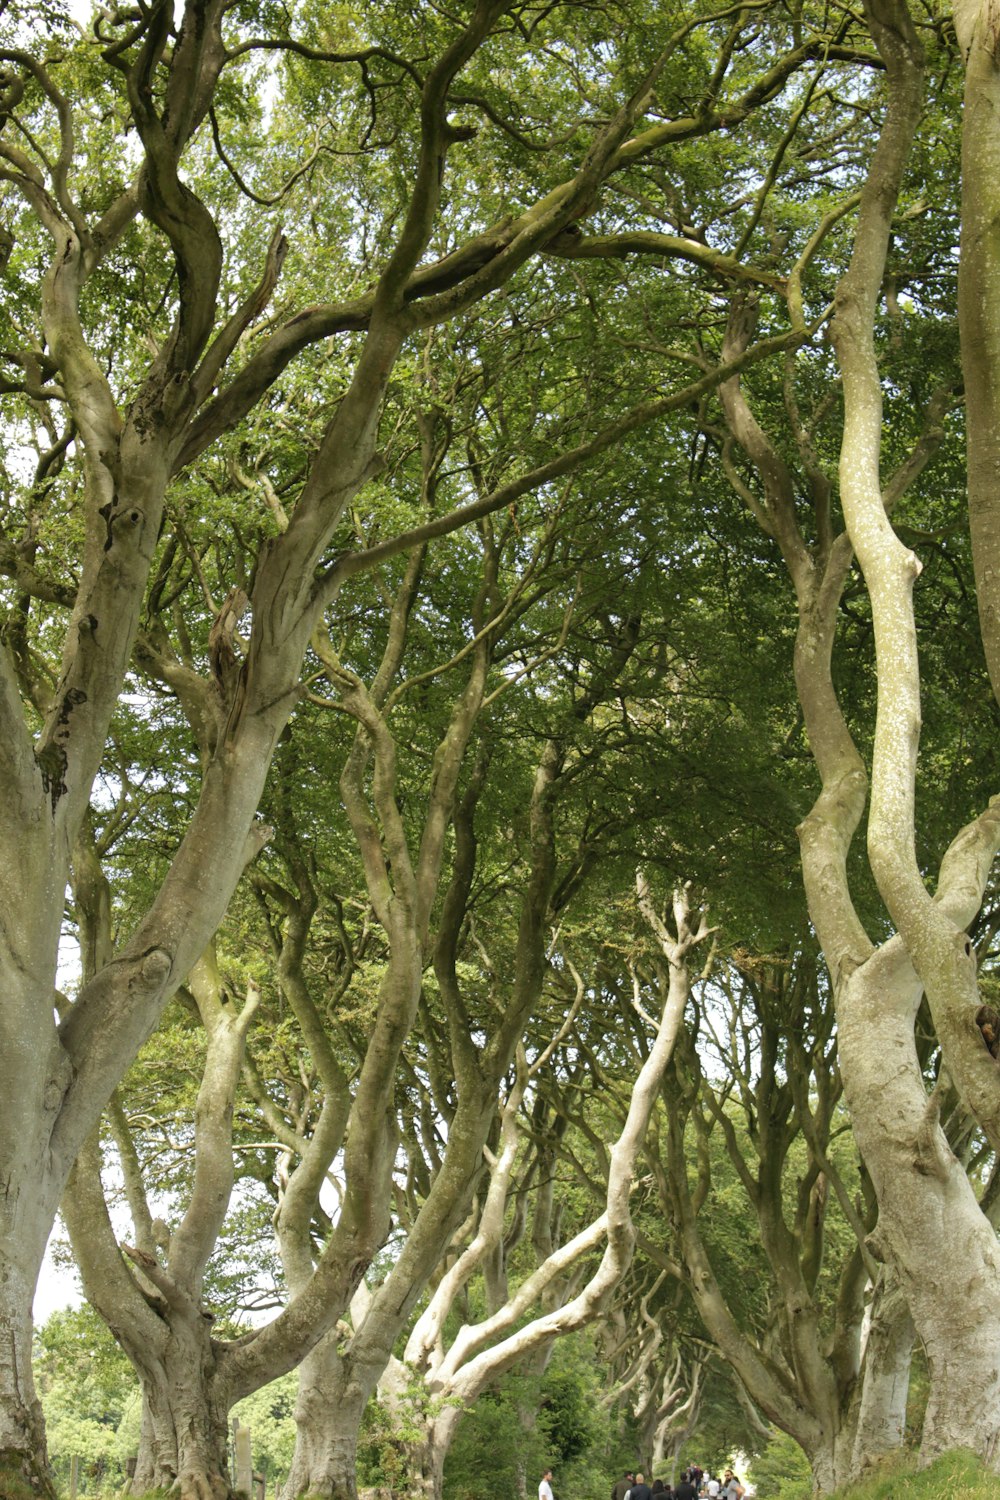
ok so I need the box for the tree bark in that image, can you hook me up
[669,1153,858,1494]
[851,1268,915,1474]
[714,0,1000,1474]
[821,0,1000,1469]
[62,1165,235,1498]
[282,1348,373,1500]
[0,4,892,1485]
[0,1231,52,1497]
[136,1324,232,1500]
[60,938,261,1500]
[835,940,1000,1464]
[958,0,1000,704]
[62,1125,237,1500]
[130,1386,183,1495]
[277,601,644,1496]
[385,887,708,1500]
[0,940,74,1496]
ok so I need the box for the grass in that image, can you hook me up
[768,1448,995,1500]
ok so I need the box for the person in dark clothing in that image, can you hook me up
[629,1473,653,1500]
[650,1482,665,1497]
[673,1472,698,1500]
[612,1473,634,1500]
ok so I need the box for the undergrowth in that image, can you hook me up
[767,1448,993,1500]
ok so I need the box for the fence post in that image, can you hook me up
[234,1423,253,1496]
[69,1455,79,1500]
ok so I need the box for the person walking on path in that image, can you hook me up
[629,1473,652,1500]
[539,1470,555,1500]
[722,1470,745,1500]
[612,1472,634,1500]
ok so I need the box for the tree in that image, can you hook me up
[651,951,881,1494]
[60,944,267,1497]
[367,885,711,1500]
[57,348,712,1499]
[0,0,838,1489]
[33,1307,138,1497]
[599,1306,706,1482]
[269,546,637,1500]
[702,0,1000,1469]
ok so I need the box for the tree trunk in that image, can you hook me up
[852,1267,914,1475]
[414,1406,461,1500]
[796,0,1000,1470]
[807,1432,857,1499]
[375,1397,460,1500]
[959,0,1000,708]
[126,1321,232,1500]
[837,950,1000,1464]
[646,1360,702,1476]
[0,1246,52,1499]
[666,1101,860,1496]
[61,1120,234,1500]
[0,828,70,1496]
[0,1078,65,1497]
[131,1386,182,1494]
[281,1344,367,1500]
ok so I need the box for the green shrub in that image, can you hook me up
[748,1429,812,1500]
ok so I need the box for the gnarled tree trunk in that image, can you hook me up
[130,1324,232,1500]
[835,945,1000,1463]
[821,0,1000,1468]
[852,1266,915,1474]
[281,1345,368,1500]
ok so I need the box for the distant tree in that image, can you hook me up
[34,1307,137,1495]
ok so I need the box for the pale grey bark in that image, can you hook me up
[958,0,1000,706]
[0,4,536,1480]
[820,0,1000,1469]
[276,547,645,1499]
[0,12,369,1465]
[624,927,871,1498]
[708,0,1000,1474]
[404,1046,533,1373]
[370,887,709,1500]
[273,554,495,1500]
[648,1355,703,1474]
[61,946,261,1500]
[851,1268,915,1475]
[663,1086,864,1493]
[597,1289,697,1469]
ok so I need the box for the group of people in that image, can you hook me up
[607,1467,746,1500]
[538,1462,746,1500]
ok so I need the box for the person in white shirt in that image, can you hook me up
[707,1480,721,1498]
[539,1469,555,1500]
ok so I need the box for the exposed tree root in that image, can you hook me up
[177,1465,231,1500]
